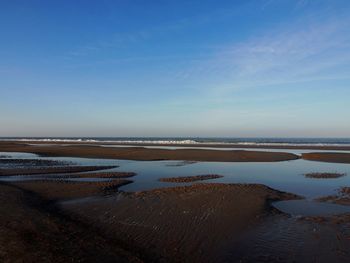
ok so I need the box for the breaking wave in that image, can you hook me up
[1,137,350,147]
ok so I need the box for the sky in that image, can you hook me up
[1,0,350,137]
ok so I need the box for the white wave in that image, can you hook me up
[234,142,350,147]
[1,138,198,144]
[1,138,350,147]
[104,140,198,144]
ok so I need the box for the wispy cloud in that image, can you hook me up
[176,10,350,100]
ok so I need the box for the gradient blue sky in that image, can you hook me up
[1,0,350,137]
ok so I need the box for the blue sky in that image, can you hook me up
[1,0,350,137]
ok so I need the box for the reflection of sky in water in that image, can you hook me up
[1,151,350,199]
[0,152,39,159]
[272,200,350,216]
[115,159,350,199]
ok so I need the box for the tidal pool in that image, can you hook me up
[2,151,350,215]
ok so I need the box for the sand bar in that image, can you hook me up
[0,165,117,176]
[302,152,350,164]
[304,172,346,179]
[0,141,300,162]
[159,174,224,183]
[6,139,350,150]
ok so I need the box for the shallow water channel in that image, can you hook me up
[1,150,350,216]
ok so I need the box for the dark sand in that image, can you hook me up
[11,179,133,201]
[304,172,346,179]
[0,158,73,167]
[0,183,142,263]
[1,176,301,263]
[8,140,350,151]
[159,174,224,183]
[226,213,350,263]
[118,143,350,151]
[302,152,350,164]
[63,183,299,262]
[0,141,299,162]
[0,165,117,176]
[317,187,350,206]
[3,173,350,262]
[2,147,350,262]
[64,171,137,179]
[4,141,350,164]
[165,160,197,166]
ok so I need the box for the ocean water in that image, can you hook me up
[1,137,350,147]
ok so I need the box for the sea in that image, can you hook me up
[1,137,350,147]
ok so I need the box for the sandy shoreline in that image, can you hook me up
[0,141,300,162]
[0,180,299,262]
[10,179,133,201]
[0,182,142,263]
[159,174,224,182]
[105,143,350,151]
[2,151,350,262]
[0,165,117,176]
[3,141,350,163]
[317,187,350,206]
[3,176,350,262]
[304,172,346,179]
[5,139,350,150]
[302,152,350,164]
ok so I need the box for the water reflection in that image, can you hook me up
[272,200,350,216]
[1,151,350,200]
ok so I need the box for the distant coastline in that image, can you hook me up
[1,137,350,148]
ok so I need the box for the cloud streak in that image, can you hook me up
[179,9,350,98]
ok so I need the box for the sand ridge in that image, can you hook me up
[63,183,300,262]
[0,141,300,162]
[303,152,350,164]
[0,183,143,263]
[0,165,118,176]
[159,174,223,183]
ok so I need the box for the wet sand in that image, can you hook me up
[0,158,73,167]
[64,171,137,179]
[0,178,301,263]
[159,174,224,182]
[226,213,350,262]
[2,148,350,262]
[302,152,350,164]
[4,141,350,164]
[165,160,197,166]
[6,140,350,151]
[63,183,299,262]
[0,141,299,162]
[304,172,346,179]
[0,165,117,176]
[11,179,133,201]
[0,183,142,263]
[2,167,350,262]
[117,143,350,151]
[317,187,350,206]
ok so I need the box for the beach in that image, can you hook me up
[3,0,350,261]
[2,140,350,163]
[1,140,350,262]
[0,180,300,262]
[0,141,322,162]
